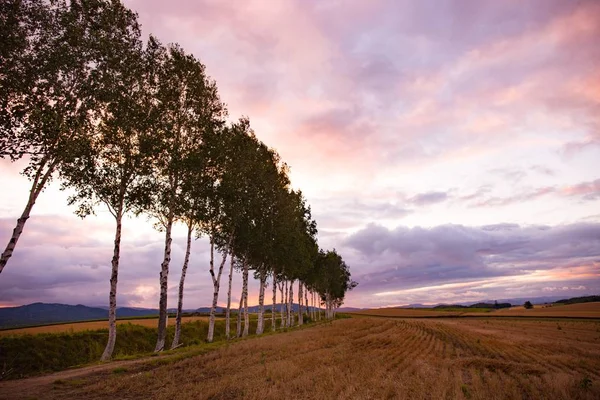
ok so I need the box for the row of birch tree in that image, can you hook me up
[0,0,357,360]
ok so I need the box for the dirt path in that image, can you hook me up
[0,351,178,400]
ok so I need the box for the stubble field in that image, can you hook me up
[350,302,600,318]
[4,316,599,400]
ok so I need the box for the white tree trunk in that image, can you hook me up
[310,291,315,321]
[100,208,123,361]
[304,286,309,321]
[288,280,294,327]
[256,269,266,335]
[171,223,193,349]
[298,281,303,326]
[0,158,56,274]
[154,215,173,352]
[283,281,288,328]
[271,276,277,332]
[279,281,285,328]
[207,238,228,343]
[236,285,243,338]
[242,259,249,337]
[225,250,234,339]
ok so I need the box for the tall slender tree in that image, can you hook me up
[57,0,151,361]
[144,39,225,352]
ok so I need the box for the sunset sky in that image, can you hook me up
[1,0,599,309]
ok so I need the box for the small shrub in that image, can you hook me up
[112,367,128,374]
[580,376,592,390]
[461,384,471,399]
[524,301,533,309]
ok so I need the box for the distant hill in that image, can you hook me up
[434,302,512,309]
[555,295,600,305]
[0,302,321,329]
[0,303,162,329]
[399,304,430,309]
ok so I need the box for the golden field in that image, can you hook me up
[0,316,212,337]
[3,316,599,400]
[490,302,600,317]
[350,301,600,318]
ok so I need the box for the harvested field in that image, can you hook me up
[490,302,600,317]
[6,317,599,400]
[352,301,600,318]
[0,316,212,337]
[350,308,473,317]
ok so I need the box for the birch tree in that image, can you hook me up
[170,219,193,349]
[144,40,225,352]
[57,0,151,361]
[0,0,113,274]
[316,249,357,319]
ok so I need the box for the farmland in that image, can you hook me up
[0,316,213,337]
[1,316,599,399]
[350,301,600,319]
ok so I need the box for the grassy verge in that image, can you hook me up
[0,314,325,380]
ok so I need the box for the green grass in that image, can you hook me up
[0,314,322,380]
[0,318,231,379]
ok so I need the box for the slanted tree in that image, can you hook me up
[0,0,103,274]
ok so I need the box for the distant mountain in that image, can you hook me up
[434,302,512,309]
[399,304,431,309]
[0,303,162,329]
[0,302,325,329]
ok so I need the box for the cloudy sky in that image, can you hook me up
[1,0,599,309]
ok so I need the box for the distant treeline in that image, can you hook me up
[555,295,600,305]
[434,302,512,310]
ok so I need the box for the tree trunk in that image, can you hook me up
[225,249,234,339]
[242,259,249,337]
[279,281,285,329]
[0,159,56,274]
[309,290,314,321]
[288,280,294,327]
[304,286,309,321]
[100,208,123,361]
[236,284,243,338]
[316,293,320,320]
[154,215,174,352]
[298,281,304,326]
[282,281,288,328]
[271,276,277,332]
[256,269,266,335]
[171,223,193,349]
[208,238,228,343]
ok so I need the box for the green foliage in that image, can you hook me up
[524,301,534,309]
[1,0,358,356]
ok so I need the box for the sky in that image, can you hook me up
[1,0,599,309]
